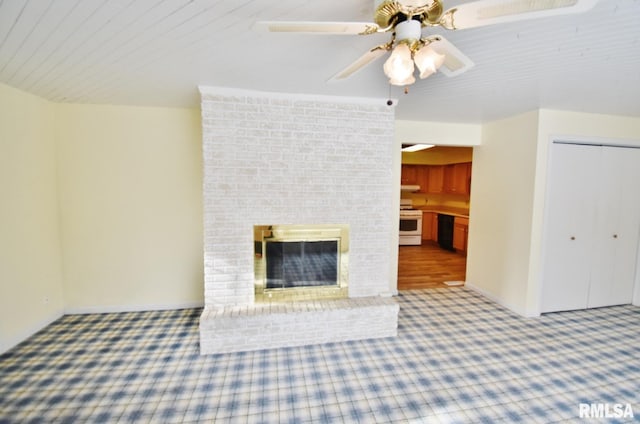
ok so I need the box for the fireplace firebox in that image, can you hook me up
[254,224,349,302]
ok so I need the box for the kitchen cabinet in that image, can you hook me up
[453,217,469,252]
[415,166,429,193]
[402,165,429,193]
[427,165,445,193]
[540,143,640,313]
[402,163,472,195]
[422,212,438,241]
[401,164,418,185]
[444,162,472,195]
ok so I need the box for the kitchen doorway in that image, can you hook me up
[397,146,472,290]
[397,242,466,289]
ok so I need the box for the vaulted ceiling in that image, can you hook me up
[1,0,639,123]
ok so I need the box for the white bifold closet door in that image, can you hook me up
[541,143,599,313]
[588,146,640,308]
[541,142,640,313]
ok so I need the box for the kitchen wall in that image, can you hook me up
[0,83,64,353]
[401,146,473,165]
[410,193,470,210]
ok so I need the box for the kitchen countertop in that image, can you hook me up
[415,206,470,219]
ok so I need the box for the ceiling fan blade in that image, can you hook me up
[428,36,475,77]
[440,0,599,30]
[328,45,390,82]
[254,21,381,35]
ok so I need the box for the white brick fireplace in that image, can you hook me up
[199,87,399,354]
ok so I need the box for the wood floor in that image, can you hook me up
[397,241,467,290]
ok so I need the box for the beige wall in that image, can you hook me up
[467,109,640,316]
[56,104,204,312]
[466,111,540,315]
[0,84,64,352]
[1,84,205,352]
[396,120,482,146]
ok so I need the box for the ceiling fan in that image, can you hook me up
[256,0,599,87]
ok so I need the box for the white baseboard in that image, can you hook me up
[64,301,204,315]
[465,282,538,318]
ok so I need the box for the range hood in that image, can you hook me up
[400,185,420,192]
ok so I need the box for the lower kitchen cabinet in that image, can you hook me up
[540,143,640,313]
[423,212,468,249]
[453,217,469,252]
[422,212,438,241]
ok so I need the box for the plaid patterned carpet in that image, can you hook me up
[1,288,639,423]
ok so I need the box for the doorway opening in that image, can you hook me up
[397,145,472,290]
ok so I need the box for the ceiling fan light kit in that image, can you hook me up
[383,38,446,86]
[258,0,599,89]
[381,19,446,86]
[384,43,416,86]
[414,45,445,79]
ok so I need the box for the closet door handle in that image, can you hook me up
[570,236,576,241]
[613,234,618,239]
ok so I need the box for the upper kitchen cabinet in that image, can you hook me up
[444,162,472,195]
[401,164,430,193]
[401,146,473,195]
[415,166,429,193]
[401,164,418,185]
[426,166,445,194]
[401,162,472,195]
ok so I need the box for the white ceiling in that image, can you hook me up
[1,0,639,123]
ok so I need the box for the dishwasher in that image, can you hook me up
[437,214,455,251]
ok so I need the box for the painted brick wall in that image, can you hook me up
[200,87,395,308]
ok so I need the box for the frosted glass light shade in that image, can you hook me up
[414,45,445,79]
[383,44,414,85]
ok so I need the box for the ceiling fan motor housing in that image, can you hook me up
[374,0,444,28]
[395,20,423,48]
